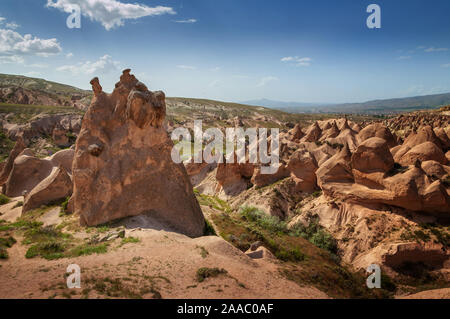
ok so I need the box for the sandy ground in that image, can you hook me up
[397,288,450,299]
[0,205,329,299]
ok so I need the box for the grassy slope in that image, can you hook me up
[0,73,89,96]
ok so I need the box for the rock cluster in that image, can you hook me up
[1,145,74,213]
[189,118,450,215]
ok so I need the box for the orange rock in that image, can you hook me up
[398,142,447,166]
[72,69,205,237]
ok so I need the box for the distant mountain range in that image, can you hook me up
[241,99,329,109]
[242,93,450,114]
[2,73,449,115]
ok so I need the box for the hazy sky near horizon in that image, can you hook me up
[1,0,450,103]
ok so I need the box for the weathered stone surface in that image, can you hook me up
[3,149,74,197]
[22,166,72,213]
[398,142,447,166]
[358,122,397,148]
[0,136,25,186]
[72,69,205,237]
[287,149,318,192]
[52,126,69,147]
[351,137,394,173]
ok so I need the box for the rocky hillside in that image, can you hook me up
[187,110,450,295]
[0,71,449,299]
[0,73,91,110]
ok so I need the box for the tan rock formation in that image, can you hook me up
[357,122,397,148]
[3,149,74,197]
[72,69,205,237]
[398,142,447,166]
[22,166,72,213]
[0,136,25,186]
[288,124,304,142]
[287,149,318,192]
[351,137,394,174]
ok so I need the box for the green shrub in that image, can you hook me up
[68,243,108,257]
[289,216,338,255]
[0,236,16,259]
[25,241,65,260]
[60,196,70,215]
[121,237,140,245]
[12,201,23,209]
[240,206,286,233]
[0,194,10,205]
[196,267,228,282]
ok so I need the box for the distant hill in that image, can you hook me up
[320,93,450,114]
[241,98,328,110]
[0,73,90,95]
[242,93,450,114]
[0,73,91,108]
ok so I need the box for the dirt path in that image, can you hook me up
[0,227,329,299]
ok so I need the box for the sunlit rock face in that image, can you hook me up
[72,69,205,237]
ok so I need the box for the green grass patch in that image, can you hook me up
[67,243,108,257]
[0,235,16,259]
[196,267,228,282]
[0,131,15,162]
[0,194,11,205]
[0,207,110,260]
[195,192,232,213]
[121,237,140,245]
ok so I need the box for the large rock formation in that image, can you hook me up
[72,69,205,237]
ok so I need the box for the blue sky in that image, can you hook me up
[1,0,450,103]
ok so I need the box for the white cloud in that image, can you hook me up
[424,47,448,52]
[281,56,312,67]
[66,52,73,58]
[256,76,278,87]
[5,22,20,30]
[397,55,411,60]
[0,28,62,57]
[441,63,450,68]
[0,17,5,24]
[0,55,25,64]
[209,67,221,72]
[27,63,48,68]
[57,54,120,75]
[177,65,196,70]
[175,18,197,24]
[46,0,176,30]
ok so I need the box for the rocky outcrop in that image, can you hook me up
[2,113,82,141]
[0,136,25,186]
[398,142,447,166]
[22,166,72,213]
[3,149,74,198]
[287,149,318,192]
[351,137,394,174]
[357,123,397,148]
[72,69,205,237]
[288,124,304,142]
